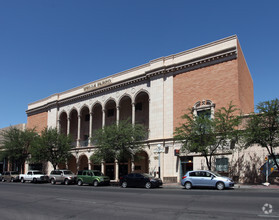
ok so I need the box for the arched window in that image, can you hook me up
[193,100,215,119]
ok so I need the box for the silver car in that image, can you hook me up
[49,169,76,185]
[181,170,234,190]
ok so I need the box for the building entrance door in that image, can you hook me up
[180,156,193,179]
[105,164,115,180]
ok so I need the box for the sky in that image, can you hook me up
[0,0,278,128]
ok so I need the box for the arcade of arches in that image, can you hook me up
[58,151,149,181]
[58,92,149,147]
[57,92,150,180]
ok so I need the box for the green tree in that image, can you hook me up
[90,119,147,164]
[0,127,38,172]
[174,102,241,170]
[29,128,73,170]
[243,98,279,171]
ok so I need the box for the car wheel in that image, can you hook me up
[145,182,152,189]
[216,182,225,190]
[185,182,192,190]
[64,179,69,185]
[121,181,127,188]
[33,178,37,183]
[21,178,25,183]
[10,178,14,182]
[51,179,56,185]
[78,180,83,186]
[1,178,5,182]
[93,180,99,187]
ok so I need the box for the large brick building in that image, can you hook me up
[26,35,270,183]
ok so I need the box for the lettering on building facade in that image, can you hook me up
[84,78,112,92]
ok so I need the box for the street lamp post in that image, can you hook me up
[154,144,164,179]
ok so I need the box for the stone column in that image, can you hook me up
[57,119,61,133]
[67,117,70,135]
[77,114,81,147]
[131,160,135,173]
[102,108,106,128]
[148,99,151,138]
[132,102,135,125]
[116,105,120,125]
[115,159,119,181]
[101,160,105,174]
[89,111,93,146]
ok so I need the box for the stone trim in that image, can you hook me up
[26,39,237,116]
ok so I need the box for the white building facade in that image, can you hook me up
[27,36,272,183]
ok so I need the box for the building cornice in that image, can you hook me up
[27,35,238,116]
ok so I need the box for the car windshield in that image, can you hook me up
[209,171,221,177]
[33,172,43,175]
[142,173,154,178]
[63,171,74,175]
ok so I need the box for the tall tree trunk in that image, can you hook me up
[205,155,211,170]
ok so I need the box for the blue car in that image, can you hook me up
[181,170,234,190]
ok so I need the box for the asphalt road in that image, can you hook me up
[0,182,278,220]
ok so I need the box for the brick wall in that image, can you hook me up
[27,112,48,133]
[173,59,240,130]
[237,40,254,114]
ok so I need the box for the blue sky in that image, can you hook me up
[0,0,278,128]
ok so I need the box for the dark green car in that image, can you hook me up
[77,170,110,187]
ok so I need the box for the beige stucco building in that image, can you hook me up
[26,35,275,183]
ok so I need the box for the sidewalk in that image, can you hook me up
[162,182,279,189]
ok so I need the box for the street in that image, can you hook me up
[0,182,278,220]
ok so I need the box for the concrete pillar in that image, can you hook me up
[101,160,105,174]
[115,159,119,181]
[102,108,106,128]
[89,112,93,146]
[67,117,70,135]
[57,119,61,133]
[131,160,135,172]
[77,114,81,147]
[132,102,135,125]
[116,105,120,125]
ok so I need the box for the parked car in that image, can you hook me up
[77,170,110,186]
[1,171,20,182]
[49,169,76,185]
[19,170,49,183]
[181,170,234,190]
[120,173,163,189]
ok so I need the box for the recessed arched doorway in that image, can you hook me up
[79,155,89,170]
[134,151,149,173]
[68,155,77,174]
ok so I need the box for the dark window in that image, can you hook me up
[216,158,229,172]
[77,171,83,175]
[107,109,114,117]
[135,103,142,111]
[135,166,141,170]
[85,114,90,121]
[197,109,211,119]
